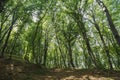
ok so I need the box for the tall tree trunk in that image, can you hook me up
[0,12,18,57]
[56,35,67,68]
[43,29,49,66]
[0,11,10,38]
[9,22,24,59]
[31,10,47,62]
[109,34,120,69]
[95,23,113,69]
[43,33,49,66]
[68,40,75,68]
[62,30,75,68]
[73,13,98,68]
[82,30,98,68]
[96,0,120,46]
[91,13,113,69]
[9,41,16,60]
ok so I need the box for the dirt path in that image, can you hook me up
[0,59,120,80]
[33,69,120,80]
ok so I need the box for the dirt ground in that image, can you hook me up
[0,58,120,80]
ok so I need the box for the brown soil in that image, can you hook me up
[0,58,120,80]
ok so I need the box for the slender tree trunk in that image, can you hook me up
[0,12,18,57]
[9,42,16,60]
[73,13,98,68]
[0,28,10,44]
[68,40,75,68]
[32,21,40,59]
[0,12,10,38]
[109,35,120,69]
[91,14,113,69]
[9,23,24,59]
[43,33,49,66]
[56,35,67,68]
[95,23,113,69]
[31,10,47,63]
[43,27,51,67]
[62,31,75,68]
[96,0,120,46]
[82,31,98,67]
[0,6,18,45]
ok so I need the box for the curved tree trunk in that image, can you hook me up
[92,15,113,69]
[73,13,98,68]
[96,0,120,46]
[0,12,18,57]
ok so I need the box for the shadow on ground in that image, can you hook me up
[0,58,120,80]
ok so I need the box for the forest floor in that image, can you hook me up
[0,58,120,80]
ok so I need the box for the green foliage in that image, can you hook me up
[0,0,120,70]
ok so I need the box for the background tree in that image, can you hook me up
[0,0,120,70]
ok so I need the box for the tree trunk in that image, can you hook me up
[91,14,113,69]
[96,0,120,46]
[68,40,75,68]
[73,13,98,68]
[0,12,18,57]
[43,29,49,66]
[56,35,67,68]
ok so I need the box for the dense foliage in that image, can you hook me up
[0,0,120,70]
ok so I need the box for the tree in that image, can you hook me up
[0,8,18,57]
[96,0,120,46]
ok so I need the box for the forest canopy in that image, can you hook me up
[0,0,120,70]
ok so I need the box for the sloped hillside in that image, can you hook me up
[0,58,120,80]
